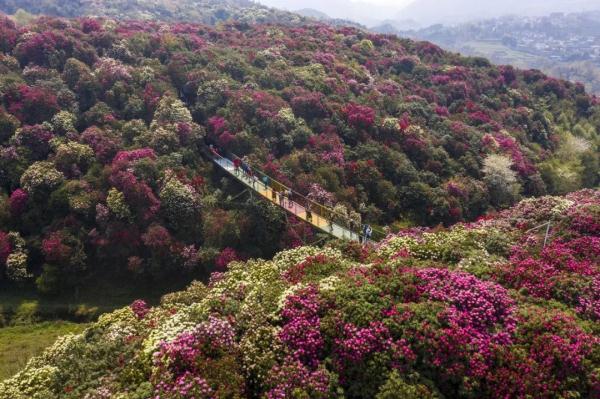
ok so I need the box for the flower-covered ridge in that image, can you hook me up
[1,191,598,398]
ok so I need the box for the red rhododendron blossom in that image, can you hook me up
[6,85,59,124]
[130,299,149,320]
[0,231,11,266]
[42,232,71,263]
[342,103,376,129]
[112,148,157,166]
[215,247,240,270]
[9,189,28,216]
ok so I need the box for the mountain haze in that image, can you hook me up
[258,0,401,26]
[398,0,600,25]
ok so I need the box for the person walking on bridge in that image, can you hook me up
[279,188,286,208]
[241,158,251,178]
[209,144,220,157]
[363,224,373,245]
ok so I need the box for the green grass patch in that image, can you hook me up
[0,321,87,380]
[0,275,187,381]
[0,273,191,324]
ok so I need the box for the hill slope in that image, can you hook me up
[393,12,600,94]
[0,0,307,25]
[1,190,599,397]
[0,16,598,297]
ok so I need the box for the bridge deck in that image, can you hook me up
[213,155,361,242]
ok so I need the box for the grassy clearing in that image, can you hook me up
[0,274,191,324]
[0,273,193,380]
[0,321,88,380]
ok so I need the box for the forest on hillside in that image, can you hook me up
[0,15,598,297]
[0,0,309,26]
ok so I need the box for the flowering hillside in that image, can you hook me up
[1,190,598,398]
[0,15,598,295]
[0,0,309,26]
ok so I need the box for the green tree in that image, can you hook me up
[20,161,64,196]
[483,154,521,208]
[376,371,439,399]
[159,173,201,231]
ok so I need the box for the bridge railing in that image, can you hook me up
[209,149,386,242]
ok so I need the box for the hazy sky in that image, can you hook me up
[258,0,412,7]
[256,0,412,25]
[257,0,600,27]
[347,0,412,5]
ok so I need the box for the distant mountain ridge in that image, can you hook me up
[397,0,600,25]
[371,18,421,34]
[293,7,364,28]
[295,7,329,20]
[258,0,400,27]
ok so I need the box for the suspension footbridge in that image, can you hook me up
[209,150,382,243]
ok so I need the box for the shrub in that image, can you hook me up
[19,161,64,195]
[10,301,39,326]
[159,174,201,229]
[5,85,59,124]
[12,124,53,160]
[483,154,521,207]
[343,103,376,129]
[106,188,132,221]
[54,141,94,176]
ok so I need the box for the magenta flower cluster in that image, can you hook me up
[195,315,236,352]
[152,316,236,398]
[278,286,323,368]
[9,189,28,216]
[415,268,517,335]
[342,103,376,129]
[335,321,390,363]
[215,247,240,270]
[153,371,214,399]
[265,356,330,399]
[577,275,600,321]
[412,268,518,379]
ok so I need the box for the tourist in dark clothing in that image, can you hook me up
[241,160,250,176]
[279,189,286,207]
[364,224,373,244]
